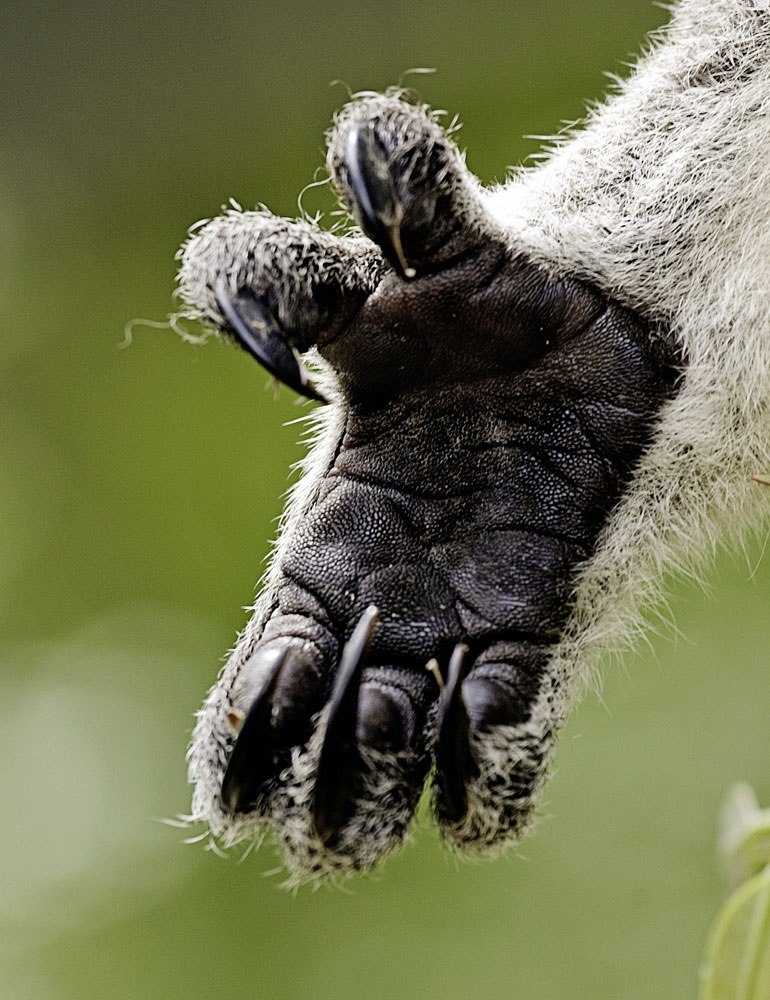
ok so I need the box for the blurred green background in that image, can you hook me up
[3,2,769,998]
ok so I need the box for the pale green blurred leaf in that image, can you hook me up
[700,868,770,1000]
[719,783,770,892]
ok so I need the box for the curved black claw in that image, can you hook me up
[214,277,327,403]
[221,648,286,814]
[312,606,380,844]
[435,643,478,825]
[345,126,415,280]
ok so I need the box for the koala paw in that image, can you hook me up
[177,93,681,883]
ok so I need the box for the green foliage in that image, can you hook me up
[700,786,770,1000]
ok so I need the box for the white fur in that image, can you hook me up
[481,0,770,743]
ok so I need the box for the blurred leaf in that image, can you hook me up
[719,784,770,892]
[700,867,770,1000]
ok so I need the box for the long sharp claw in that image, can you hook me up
[214,277,327,403]
[221,648,287,814]
[435,643,478,824]
[345,126,416,280]
[312,606,380,844]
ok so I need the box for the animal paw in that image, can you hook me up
[178,93,681,882]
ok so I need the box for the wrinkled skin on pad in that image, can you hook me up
[177,93,681,882]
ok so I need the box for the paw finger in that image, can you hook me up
[219,637,327,816]
[434,644,556,852]
[176,210,384,395]
[272,610,436,882]
[327,94,494,277]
